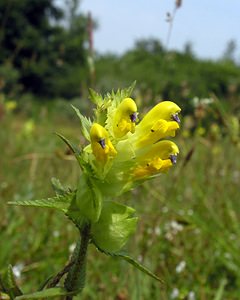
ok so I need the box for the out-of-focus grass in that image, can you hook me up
[1,104,240,300]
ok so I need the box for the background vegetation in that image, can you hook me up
[1,0,240,299]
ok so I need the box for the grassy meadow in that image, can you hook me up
[0,97,240,300]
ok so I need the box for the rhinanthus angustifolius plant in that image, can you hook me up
[69,85,181,251]
[9,85,181,298]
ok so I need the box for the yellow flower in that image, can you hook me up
[112,98,138,138]
[86,95,181,194]
[90,123,117,163]
[133,101,181,148]
[133,140,179,178]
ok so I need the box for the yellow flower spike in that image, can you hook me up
[134,101,181,147]
[113,98,138,138]
[133,140,179,179]
[90,123,117,163]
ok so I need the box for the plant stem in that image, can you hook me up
[64,224,91,299]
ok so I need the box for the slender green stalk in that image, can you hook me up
[64,224,91,299]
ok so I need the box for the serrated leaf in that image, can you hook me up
[97,248,163,283]
[92,201,138,252]
[88,88,103,106]
[71,105,92,141]
[67,174,102,227]
[9,193,74,213]
[15,287,74,299]
[1,265,23,299]
[51,177,70,196]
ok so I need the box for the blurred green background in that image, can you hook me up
[0,1,240,299]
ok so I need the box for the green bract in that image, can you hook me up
[92,201,138,252]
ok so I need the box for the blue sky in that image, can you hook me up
[80,0,240,60]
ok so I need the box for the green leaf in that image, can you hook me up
[97,248,163,283]
[55,132,81,157]
[1,265,23,299]
[92,201,138,252]
[51,177,70,196]
[71,105,92,141]
[15,287,73,299]
[115,253,163,283]
[9,193,74,213]
[88,88,104,106]
[67,174,102,227]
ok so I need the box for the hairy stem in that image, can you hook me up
[64,224,91,299]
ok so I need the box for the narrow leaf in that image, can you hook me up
[15,287,74,299]
[96,247,163,283]
[9,193,74,213]
[116,253,163,283]
[71,105,92,141]
[55,132,81,156]
[38,276,54,291]
[5,265,23,299]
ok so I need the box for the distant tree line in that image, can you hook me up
[95,39,240,109]
[0,0,89,98]
[0,1,239,104]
